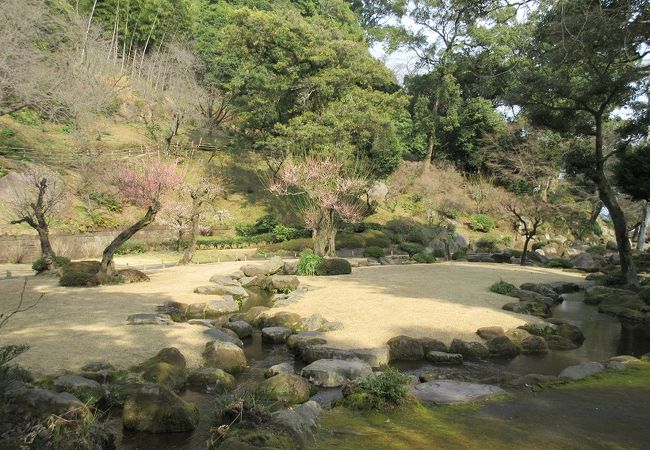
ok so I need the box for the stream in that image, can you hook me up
[112,290,650,449]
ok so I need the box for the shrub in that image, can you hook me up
[475,235,500,252]
[318,258,352,275]
[338,367,411,411]
[432,248,445,258]
[586,245,607,256]
[412,252,436,264]
[297,250,324,276]
[271,224,302,242]
[602,270,625,287]
[336,232,366,249]
[236,214,279,236]
[399,241,425,256]
[363,230,392,248]
[364,246,385,259]
[489,280,515,295]
[468,214,495,232]
[32,256,71,273]
[452,249,467,260]
[59,261,101,287]
[438,204,460,219]
[547,257,574,269]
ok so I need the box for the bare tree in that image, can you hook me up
[8,167,67,270]
[0,280,44,330]
[506,199,549,266]
[181,179,221,264]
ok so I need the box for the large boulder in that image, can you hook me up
[545,334,581,350]
[519,283,562,304]
[204,296,240,317]
[476,326,505,341]
[300,313,343,332]
[202,341,247,373]
[5,382,87,417]
[487,336,520,359]
[287,332,328,356]
[122,383,199,433]
[138,347,187,369]
[241,257,284,277]
[387,336,447,361]
[411,380,505,405]
[142,363,187,392]
[52,375,104,402]
[209,274,241,286]
[571,252,601,272]
[271,401,322,448]
[508,288,556,307]
[302,346,389,368]
[502,301,551,318]
[204,327,244,347]
[559,362,605,380]
[301,359,372,387]
[223,320,253,338]
[257,373,311,405]
[449,339,489,360]
[265,362,295,378]
[267,275,300,292]
[262,326,292,344]
[186,368,235,393]
[504,328,532,343]
[520,335,549,354]
[546,281,581,294]
[584,286,637,305]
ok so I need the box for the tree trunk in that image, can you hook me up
[37,226,57,270]
[181,213,200,264]
[312,228,327,256]
[521,235,531,266]
[638,201,648,252]
[593,115,639,288]
[100,205,158,275]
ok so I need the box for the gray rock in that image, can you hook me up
[204,296,240,317]
[223,320,253,338]
[6,382,86,417]
[209,274,241,286]
[476,326,505,341]
[487,336,520,359]
[187,319,216,327]
[449,339,489,360]
[53,375,103,400]
[186,368,235,393]
[262,326,292,344]
[349,347,390,368]
[241,257,284,277]
[267,275,300,292]
[559,361,605,380]
[265,362,295,378]
[257,373,311,405]
[202,341,247,373]
[156,301,188,318]
[301,359,373,387]
[518,322,558,337]
[546,334,580,350]
[126,313,173,325]
[508,288,556,307]
[547,281,581,294]
[272,401,322,447]
[502,301,551,318]
[426,351,463,365]
[301,313,343,332]
[508,373,558,388]
[186,303,207,319]
[303,346,389,368]
[239,276,256,286]
[571,252,602,272]
[204,327,244,347]
[283,261,298,275]
[520,335,549,354]
[387,335,426,360]
[519,283,562,304]
[411,380,505,405]
[194,285,249,298]
[287,332,328,355]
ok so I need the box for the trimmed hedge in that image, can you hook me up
[412,252,436,264]
[32,256,71,273]
[363,246,385,259]
[399,241,425,256]
[59,260,101,287]
[318,258,352,275]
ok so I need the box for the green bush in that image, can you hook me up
[468,214,495,232]
[412,252,436,264]
[489,280,515,295]
[602,270,625,287]
[236,214,279,237]
[32,256,71,273]
[1,127,15,138]
[432,248,445,258]
[547,257,574,269]
[60,270,97,287]
[89,192,122,212]
[271,224,302,242]
[438,204,460,219]
[399,241,425,256]
[586,245,607,256]
[363,230,392,248]
[475,235,500,252]
[364,246,385,259]
[338,367,411,411]
[297,249,324,276]
[336,230,391,249]
[11,108,40,126]
[318,258,352,275]
[452,249,467,260]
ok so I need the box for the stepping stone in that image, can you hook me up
[301,359,372,387]
[262,326,292,344]
[411,380,505,405]
[559,362,605,380]
[126,313,173,325]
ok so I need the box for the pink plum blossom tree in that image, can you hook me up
[99,152,183,276]
[270,156,366,256]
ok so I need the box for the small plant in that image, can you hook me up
[318,258,352,275]
[59,261,101,287]
[438,204,460,219]
[297,249,324,276]
[547,257,574,269]
[0,127,15,138]
[475,235,500,252]
[468,214,495,232]
[11,108,40,126]
[489,279,515,295]
[452,249,467,260]
[586,245,607,256]
[399,241,425,256]
[32,256,71,273]
[338,367,411,411]
[271,224,301,242]
[412,252,436,264]
[363,246,385,259]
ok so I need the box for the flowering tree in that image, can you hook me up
[8,167,67,270]
[270,156,366,256]
[99,152,183,275]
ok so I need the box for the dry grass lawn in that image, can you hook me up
[0,261,585,375]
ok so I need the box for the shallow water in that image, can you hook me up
[112,289,650,449]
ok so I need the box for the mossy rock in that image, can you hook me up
[257,373,311,406]
[202,341,247,373]
[142,362,187,393]
[187,368,235,393]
